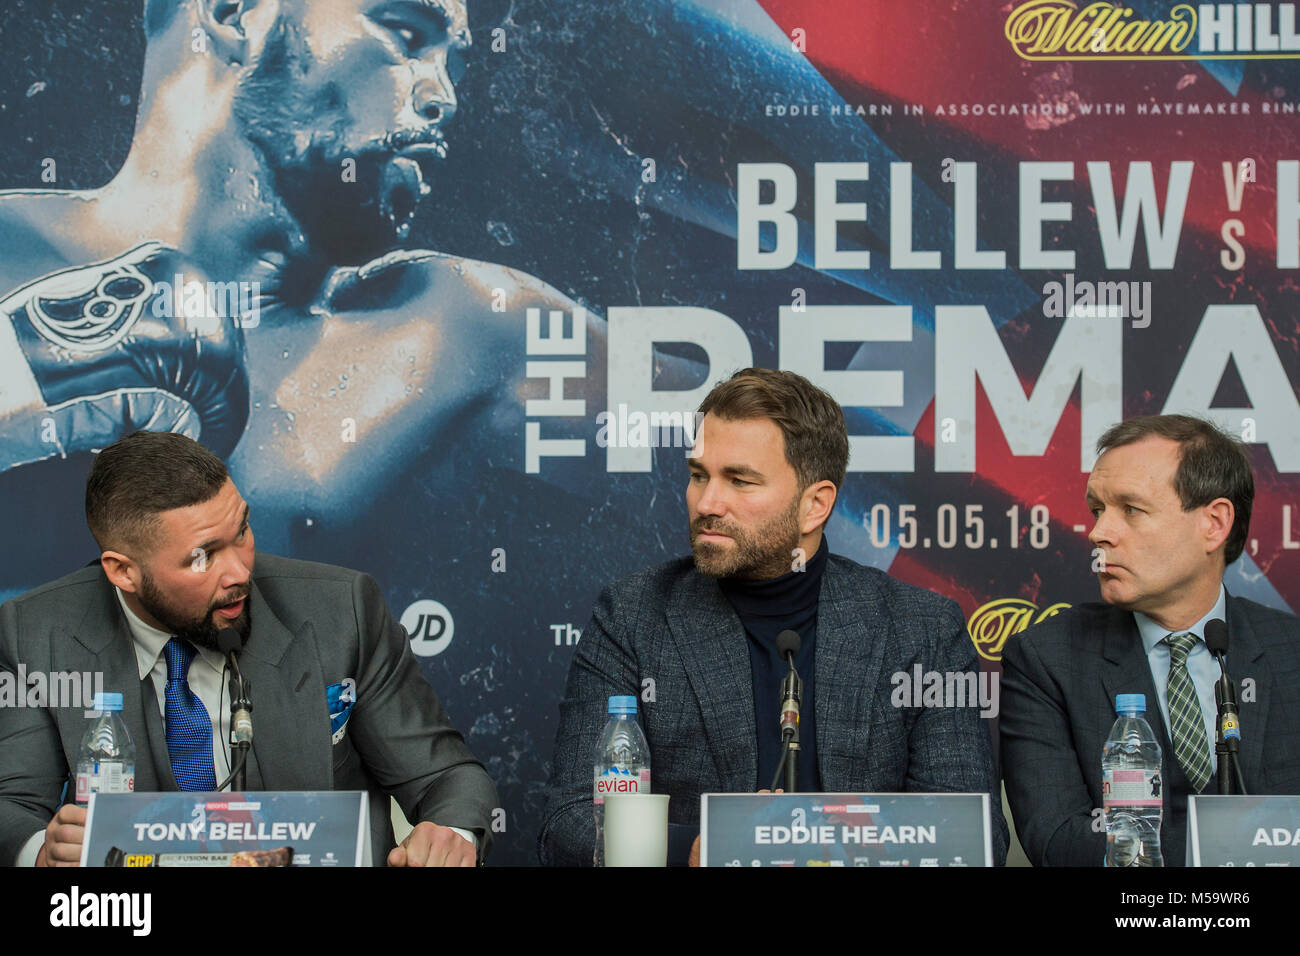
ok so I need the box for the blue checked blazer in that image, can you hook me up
[1000,593,1300,866]
[538,553,1009,865]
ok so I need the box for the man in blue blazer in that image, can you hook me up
[539,369,1007,866]
[1001,414,1300,866]
[0,431,496,867]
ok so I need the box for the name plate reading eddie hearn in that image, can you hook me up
[81,791,371,867]
[700,792,993,867]
[1188,795,1300,866]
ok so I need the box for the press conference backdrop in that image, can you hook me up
[1,0,1297,864]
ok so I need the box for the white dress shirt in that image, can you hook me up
[119,587,234,780]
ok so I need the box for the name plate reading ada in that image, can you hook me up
[700,792,992,867]
[1187,795,1300,867]
[81,791,371,867]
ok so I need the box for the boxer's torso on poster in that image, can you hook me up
[0,192,617,550]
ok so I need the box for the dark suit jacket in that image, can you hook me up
[1000,593,1300,866]
[0,553,498,865]
[538,554,1009,865]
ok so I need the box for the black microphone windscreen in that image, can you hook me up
[217,630,242,655]
[777,629,801,658]
[1204,618,1229,656]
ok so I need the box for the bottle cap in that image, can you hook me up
[1115,693,1145,715]
[607,695,637,715]
[92,692,124,712]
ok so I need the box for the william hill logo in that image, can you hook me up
[1005,2,1300,60]
[967,598,1070,662]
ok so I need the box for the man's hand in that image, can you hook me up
[387,822,476,868]
[689,788,782,867]
[37,805,87,867]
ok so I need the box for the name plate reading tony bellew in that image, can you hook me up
[81,790,371,867]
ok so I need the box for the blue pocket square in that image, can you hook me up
[326,678,357,744]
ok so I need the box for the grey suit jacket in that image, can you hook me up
[1000,592,1300,866]
[0,552,498,865]
[538,554,1008,865]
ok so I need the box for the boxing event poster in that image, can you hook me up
[1,1,1297,865]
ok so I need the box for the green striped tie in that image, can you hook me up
[1163,632,1212,792]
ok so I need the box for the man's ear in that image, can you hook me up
[1201,497,1235,558]
[195,0,268,65]
[100,551,141,594]
[799,480,838,535]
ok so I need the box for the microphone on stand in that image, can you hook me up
[772,630,802,793]
[216,629,252,792]
[1204,618,1246,795]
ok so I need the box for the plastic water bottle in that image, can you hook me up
[75,692,136,805]
[593,695,651,866]
[1102,693,1164,867]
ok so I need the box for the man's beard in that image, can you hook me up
[137,571,251,652]
[690,496,802,581]
[230,18,441,266]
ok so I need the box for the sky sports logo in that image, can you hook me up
[1005,2,1300,61]
[49,887,151,936]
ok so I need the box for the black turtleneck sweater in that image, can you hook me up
[718,536,827,793]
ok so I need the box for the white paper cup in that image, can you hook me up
[603,793,670,867]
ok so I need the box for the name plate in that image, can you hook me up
[1187,795,1300,866]
[81,791,371,867]
[700,792,992,867]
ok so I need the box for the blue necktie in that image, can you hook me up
[163,638,217,791]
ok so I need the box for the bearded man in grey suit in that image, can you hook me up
[539,368,1007,867]
[0,430,496,867]
[1001,414,1300,866]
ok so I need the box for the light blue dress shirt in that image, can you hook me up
[1132,584,1227,778]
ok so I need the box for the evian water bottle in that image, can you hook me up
[75,692,136,805]
[1102,693,1164,867]
[593,694,651,866]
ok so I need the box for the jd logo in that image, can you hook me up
[400,600,455,657]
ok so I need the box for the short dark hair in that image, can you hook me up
[1096,414,1253,565]
[698,368,849,495]
[86,431,230,556]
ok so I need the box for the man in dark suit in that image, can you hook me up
[0,431,496,867]
[1001,414,1300,866]
[538,368,1007,866]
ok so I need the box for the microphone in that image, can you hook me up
[773,630,802,793]
[1204,618,1247,795]
[1204,618,1228,658]
[777,630,802,739]
[216,629,252,792]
